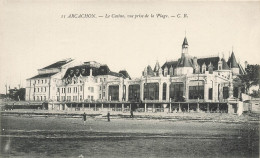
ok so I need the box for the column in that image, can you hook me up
[204,81,208,102]
[159,82,163,101]
[145,103,147,112]
[95,104,96,111]
[101,103,103,111]
[140,82,144,101]
[130,104,131,111]
[89,103,90,110]
[166,82,170,101]
[196,103,200,112]
[71,103,72,111]
[178,103,182,112]
[125,85,129,101]
[185,79,189,101]
[115,104,117,111]
[109,103,110,110]
[122,103,124,112]
[213,81,218,102]
[207,103,210,113]
[169,98,172,113]
[217,103,220,113]
[82,103,84,111]
[152,103,155,112]
[187,103,190,112]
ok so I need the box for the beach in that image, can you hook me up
[0,112,259,158]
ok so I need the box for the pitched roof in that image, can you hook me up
[153,61,160,72]
[30,73,57,79]
[63,64,127,79]
[177,56,193,67]
[161,61,178,69]
[227,52,239,68]
[182,37,188,46]
[41,59,73,70]
[119,70,131,79]
[196,56,230,71]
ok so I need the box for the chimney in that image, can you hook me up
[90,68,93,76]
[244,61,248,69]
[193,57,198,65]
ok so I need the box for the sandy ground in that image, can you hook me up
[0,114,259,158]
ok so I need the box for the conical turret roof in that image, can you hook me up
[182,37,189,46]
[227,52,239,68]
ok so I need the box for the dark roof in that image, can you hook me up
[161,61,178,75]
[161,61,178,69]
[63,64,127,79]
[221,58,230,70]
[182,37,188,46]
[30,73,57,79]
[177,55,193,67]
[146,65,155,76]
[41,59,73,70]
[119,70,131,79]
[197,57,230,71]
[227,52,239,68]
[153,61,160,72]
[238,63,246,75]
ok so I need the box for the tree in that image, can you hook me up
[238,64,260,94]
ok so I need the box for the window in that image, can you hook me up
[103,92,105,98]
[38,88,40,92]
[80,95,82,101]
[100,78,102,82]
[208,88,213,100]
[108,85,119,101]
[44,87,46,92]
[223,87,229,99]
[143,83,159,100]
[37,96,39,100]
[41,87,43,92]
[189,86,204,99]
[91,96,94,101]
[95,79,98,83]
[99,94,102,99]
[103,86,105,90]
[104,78,106,82]
[38,80,40,84]
[33,96,35,101]
[34,88,36,92]
[73,87,77,93]
[45,79,47,83]
[40,96,42,101]
[57,96,60,101]
[44,96,46,100]
[42,80,43,84]
[67,96,71,101]
[100,86,102,90]
[80,86,83,91]
[163,83,167,100]
[128,84,140,101]
[57,88,60,93]
[170,83,184,101]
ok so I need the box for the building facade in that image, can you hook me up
[26,37,245,105]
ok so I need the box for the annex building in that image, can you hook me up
[25,36,246,113]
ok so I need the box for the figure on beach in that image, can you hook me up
[82,112,87,125]
[130,110,134,118]
[107,111,110,122]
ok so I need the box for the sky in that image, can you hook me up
[0,1,260,94]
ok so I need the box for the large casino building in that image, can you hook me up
[25,37,246,112]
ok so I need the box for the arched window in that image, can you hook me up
[163,83,167,100]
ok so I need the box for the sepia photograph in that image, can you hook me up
[0,1,259,158]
